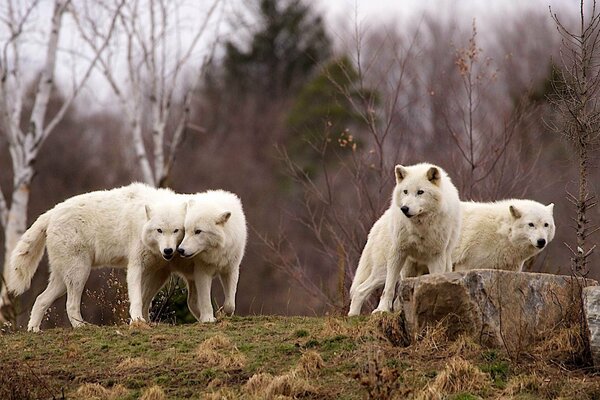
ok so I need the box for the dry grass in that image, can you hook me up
[410,321,451,357]
[245,372,275,395]
[244,349,322,398]
[532,326,588,365]
[204,388,238,400]
[139,385,167,400]
[447,334,482,358]
[369,312,411,347]
[418,357,489,399]
[294,350,324,377]
[129,320,152,330]
[116,356,150,372]
[244,371,315,399]
[73,383,129,400]
[196,334,246,369]
[503,373,544,397]
[3,316,600,399]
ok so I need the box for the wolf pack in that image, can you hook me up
[4,162,555,331]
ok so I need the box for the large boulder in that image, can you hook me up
[584,286,600,366]
[393,269,597,351]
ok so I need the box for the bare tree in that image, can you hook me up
[0,0,122,323]
[443,19,541,201]
[73,0,223,187]
[550,0,600,275]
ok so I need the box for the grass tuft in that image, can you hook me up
[73,383,129,400]
[196,334,246,369]
[139,385,167,400]
[419,357,488,399]
[294,350,324,377]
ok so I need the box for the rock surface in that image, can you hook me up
[584,286,600,366]
[393,269,597,351]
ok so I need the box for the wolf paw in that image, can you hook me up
[200,315,217,323]
[372,307,391,314]
[27,326,41,333]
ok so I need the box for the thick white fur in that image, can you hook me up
[452,199,555,272]
[398,199,555,283]
[6,183,185,332]
[174,190,247,323]
[348,163,461,316]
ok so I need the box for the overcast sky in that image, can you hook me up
[0,0,580,112]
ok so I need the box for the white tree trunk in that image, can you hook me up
[0,0,122,324]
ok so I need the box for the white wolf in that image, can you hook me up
[452,199,555,272]
[6,183,186,332]
[175,190,247,323]
[348,163,461,316]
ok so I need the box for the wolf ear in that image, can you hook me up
[509,205,521,219]
[145,204,152,220]
[427,167,441,185]
[547,203,554,214]
[216,211,231,225]
[395,165,407,183]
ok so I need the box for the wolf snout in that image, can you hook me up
[177,247,186,256]
[536,238,546,249]
[400,206,412,217]
[162,248,174,260]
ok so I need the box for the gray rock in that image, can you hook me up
[393,269,597,352]
[584,286,600,366]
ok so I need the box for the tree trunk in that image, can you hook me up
[0,179,31,325]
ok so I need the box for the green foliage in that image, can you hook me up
[285,56,375,175]
[150,277,195,324]
[480,349,510,388]
[223,0,331,97]
[450,393,481,400]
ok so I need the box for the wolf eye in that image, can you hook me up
[528,223,534,227]
[174,229,179,233]
[157,229,163,233]
[403,190,408,194]
[417,190,424,195]
[544,223,549,227]
[195,229,202,235]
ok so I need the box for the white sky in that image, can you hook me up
[0,0,581,114]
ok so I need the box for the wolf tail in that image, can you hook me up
[6,211,51,295]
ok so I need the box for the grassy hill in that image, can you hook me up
[1,315,600,399]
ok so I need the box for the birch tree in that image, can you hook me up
[0,0,122,324]
[74,0,222,187]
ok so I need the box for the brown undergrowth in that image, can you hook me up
[1,316,600,399]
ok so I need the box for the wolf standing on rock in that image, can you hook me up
[348,163,461,316]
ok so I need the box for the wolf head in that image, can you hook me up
[177,199,231,258]
[508,202,555,253]
[393,164,445,219]
[141,201,187,260]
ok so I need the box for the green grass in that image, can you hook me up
[1,315,600,399]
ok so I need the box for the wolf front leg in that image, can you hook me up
[193,266,216,323]
[126,254,146,323]
[427,254,447,275]
[219,267,239,316]
[373,252,406,313]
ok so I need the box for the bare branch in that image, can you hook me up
[41,0,126,144]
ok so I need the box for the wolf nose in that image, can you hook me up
[164,248,173,255]
[536,239,546,249]
[400,206,410,216]
[177,247,185,255]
